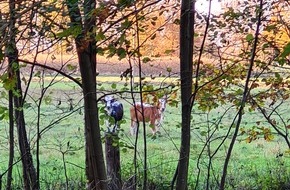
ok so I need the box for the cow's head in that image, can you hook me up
[158,95,168,113]
[102,95,124,121]
[102,95,115,115]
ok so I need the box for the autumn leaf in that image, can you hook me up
[264,134,274,141]
[245,137,252,143]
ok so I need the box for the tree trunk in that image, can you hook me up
[7,0,38,189]
[66,0,108,189]
[7,88,14,190]
[78,49,107,189]
[219,1,264,189]
[176,0,194,189]
[105,133,122,190]
[13,76,38,190]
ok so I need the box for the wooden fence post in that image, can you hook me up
[105,132,122,190]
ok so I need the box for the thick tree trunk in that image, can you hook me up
[66,0,108,188]
[7,0,38,189]
[176,0,194,189]
[77,48,107,189]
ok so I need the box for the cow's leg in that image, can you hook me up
[151,128,156,135]
[105,120,111,133]
[112,121,118,133]
[130,121,137,135]
[155,119,161,134]
[150,120,156,135]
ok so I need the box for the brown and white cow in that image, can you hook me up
[130,96,167,135]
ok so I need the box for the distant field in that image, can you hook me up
[1,78,290,189]
[37,76,179,83]
[18,54,180,76]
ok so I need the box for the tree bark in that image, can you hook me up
[7,89,14,190]
[175,0,194,189]
[7,0,38,189]
[66,0,107,189]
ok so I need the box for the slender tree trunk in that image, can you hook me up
[219,0,263,189]
[7,90,14,190]
[176,0,194,189]
[7,0,38,189]
[0,10,4,190]
[8,52,38,190]
[13,71,38,190]
[66,0,107,189]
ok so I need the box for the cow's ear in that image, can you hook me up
[104,95,114,102]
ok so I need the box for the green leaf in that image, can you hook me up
[1,74,17,91]
[111,83,117,89]
[107,44,117,57]
[246,34,254,42]
[118,33,126,46]
[142,57,151,63]
[0,106,8,120]
[116,48,126,60]
[56,25,82,38]
[96,31,106,41]
[66,64,77,71]
[117,0,134,8]
[44,96,52,105]
[274,72,281,79]
[200,131,207,136]
[120,19,132,30]
[281,42,290,58]
[96,47,105,55]
[173,19,180,25]
[34,71,41,78]
[265,24,276,32]
[23,102,32,109]
[164,49,175,55]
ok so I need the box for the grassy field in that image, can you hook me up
[1,77,290,189]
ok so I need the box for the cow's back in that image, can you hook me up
[130,104,159,122]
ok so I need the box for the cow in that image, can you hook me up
[130,96,167,135]
[102,95,124,133]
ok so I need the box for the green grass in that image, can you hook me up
[1,78,290,189]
